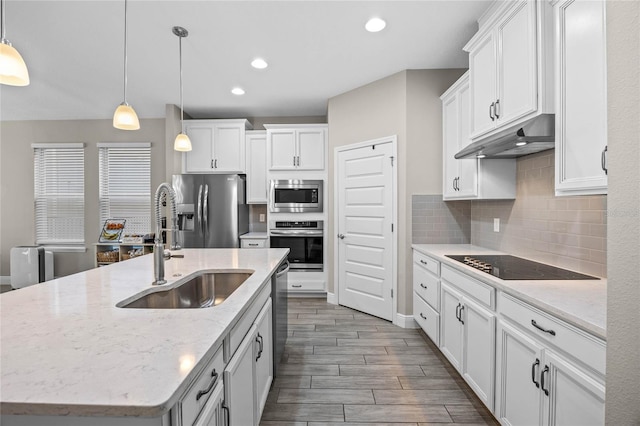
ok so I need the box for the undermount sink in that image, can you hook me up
[118,271,253,309]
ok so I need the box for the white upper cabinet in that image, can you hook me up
[183,119,252,173]
[441,72,516,200]
[465,0,553,141]
[246,131,268,204]
[266,124,327,171]
[553,0,608,196]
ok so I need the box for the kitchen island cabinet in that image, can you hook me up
[0,248,288,425]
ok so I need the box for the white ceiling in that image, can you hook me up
[0,0,490,122]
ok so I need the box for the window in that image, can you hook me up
[98,142,151,235]
[33,143,85,245]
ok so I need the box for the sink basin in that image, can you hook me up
[118,271,253,309]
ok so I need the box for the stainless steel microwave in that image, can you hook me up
[270,180,323,213]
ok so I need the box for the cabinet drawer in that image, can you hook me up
[498,292,606,375]
[241,239,267,248]
[414,291,440,346]
[441,265,494,309]
[229,284,271,360]
[413,251,439,276]
[413,263,440,311]
[180,345,225,426]
[288,279,325,292]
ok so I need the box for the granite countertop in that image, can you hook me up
[412,244,606,339]
[0,248,288,417]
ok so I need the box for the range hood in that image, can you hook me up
[455,114,555,159]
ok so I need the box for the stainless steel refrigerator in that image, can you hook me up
[172,174,249,248]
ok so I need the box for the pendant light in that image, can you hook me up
[173,26,191,152]
[113,0,140,130]
[0,0,29,86]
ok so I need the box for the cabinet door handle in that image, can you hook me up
[531,319,556,336]
[489,102,495,121]
[455,303,461,321]
[453,178,457,191]
[293,156,296,167]
[256,333,264,361]
[196,369,219,401]
[541,365,550,396]
[297,156,301,166]
[292,284,302,288]
[601,146,608,175]
[211,159,214,169]
[495,99,500,119]
[419,312,427,320]
[459,305,465,324]
[420,283,428,290]
[531,358,540,388]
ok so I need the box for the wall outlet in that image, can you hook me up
[494,218,500,232]
[259,214,266,223]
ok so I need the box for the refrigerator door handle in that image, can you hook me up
[197,184,204,234]
[203,184,209,238]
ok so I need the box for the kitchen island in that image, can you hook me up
[0,248,288,424]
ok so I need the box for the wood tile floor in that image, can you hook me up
[260,298,499,425]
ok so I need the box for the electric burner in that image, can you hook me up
[445,255,599,280]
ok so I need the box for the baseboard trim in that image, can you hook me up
[395,313,419,329]
[326,292,337,305]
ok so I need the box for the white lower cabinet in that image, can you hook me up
[224,297,273,426]
[496,294,605,426]
[439,282,464,371]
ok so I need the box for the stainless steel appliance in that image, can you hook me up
[271,260,289,376]
[172,174,249,248]
[270,179,323,213]
[269,221,323,271]
[445,255,599,280]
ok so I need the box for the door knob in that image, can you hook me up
[338,234,345,239]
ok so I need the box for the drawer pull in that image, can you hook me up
[531,319,556,336]
[248,243,259,247]
[419,312,427,320]
[196,369,219,401]
[292,284,302,288]
[419,259,428,265]
[531,358,540,388]
[420,283,428,290]
[541,365,550,396]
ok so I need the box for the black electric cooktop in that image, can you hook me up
[445,255,599,281]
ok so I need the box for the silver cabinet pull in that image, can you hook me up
[495,99,500,119]
[531,319,556,336]
[601,146,608,175]
[489,102,495,121]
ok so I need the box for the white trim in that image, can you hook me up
[0,276,11,285]
[395,313,419,329]
[97,142,151,148]
[31,143,85,149]
[333,135,398,323]
[326,292,337,305]
[41,245,87,253]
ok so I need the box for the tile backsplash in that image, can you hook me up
[412,195,471,244]
[470,150,607,278]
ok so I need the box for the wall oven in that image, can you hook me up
[270,180,323,213]
[269,221,323,271]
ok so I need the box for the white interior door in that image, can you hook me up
[337,140,395,321]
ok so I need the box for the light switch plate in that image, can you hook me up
[259,214,265,222]
[494,218,500,232]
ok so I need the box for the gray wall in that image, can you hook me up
[605,1,640,423]
[327,69,465,315]
[0,118,166,277]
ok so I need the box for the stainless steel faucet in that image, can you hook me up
[153,183,181,285]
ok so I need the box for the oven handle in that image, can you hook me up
[270,230,324,236]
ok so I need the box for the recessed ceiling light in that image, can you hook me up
[477,154,487,159]
[251,58,268,69]
[516,141,528,146]
[365,17,386,33]
[231,87,245,96]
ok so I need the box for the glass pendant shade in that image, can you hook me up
[113,102,140,130]
[0,40,29,86]
[174,132,192,152]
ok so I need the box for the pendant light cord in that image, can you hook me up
[123,0,129,104]
[179,34,184,133]
[1,0,7,41]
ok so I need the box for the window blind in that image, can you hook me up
[98,143,151,235]
[33,144,85,245]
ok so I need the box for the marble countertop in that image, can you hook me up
[240,232,269,239]
[0,248,289,417]
[412,244,606,339]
